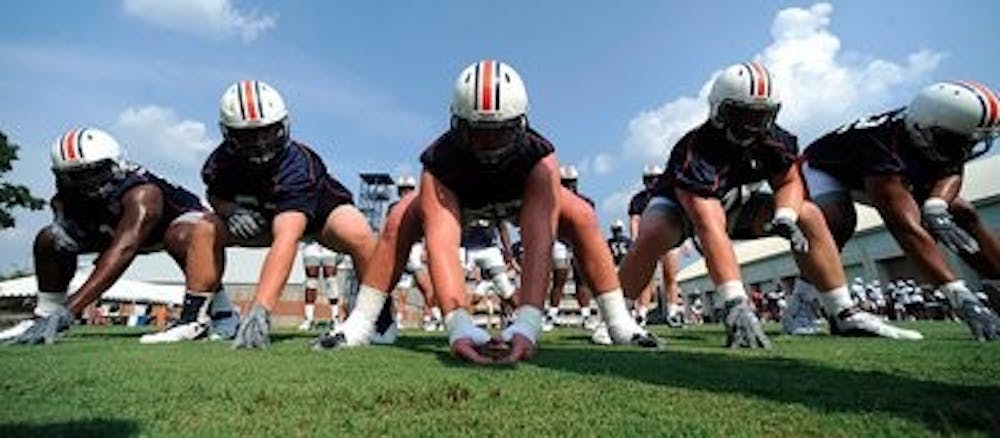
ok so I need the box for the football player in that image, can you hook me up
[389,176,441,331]
[1,128,239,345]
[798,81,1000,340]
[199,80,389,349]
[299,241,343,331]
[545,165,596,330]
[619,62,921,349]
[627,165,685,327]
[313,60,660,363]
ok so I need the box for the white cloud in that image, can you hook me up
[123,0,276,42]
[600,187,639,221]
[621,2,942,163]
[592,152,617,175]
[113,105,217,166]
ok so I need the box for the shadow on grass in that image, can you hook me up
[395,338,997,434]
[536,346,998,435]
[0,418,139,438]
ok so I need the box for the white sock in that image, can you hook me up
[431,306,442,321]
[344,285,387,331]
[580,307,592,318]
[304,304,315,321]
[668,303,682,316]
[595,289,635,329]
[637,305,649,318]
[940,280,978,307]
[35,291,68,317]
[717,280,747,305]
[818,285,853,316]
[329,300,340,322]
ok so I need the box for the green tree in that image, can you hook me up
[0,130,45,228]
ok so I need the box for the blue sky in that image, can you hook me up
[0,0,998,271]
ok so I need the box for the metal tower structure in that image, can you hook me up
[357,172,394,232]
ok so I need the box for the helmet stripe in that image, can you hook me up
[481,60,494,111]
[472,62,481,111]
[243,80,259,121]
[742,62,757,97]
[63,129,78,161]
[254,81,266,119]
[493,61,502,112]
[750,62,769,98]
[75,129,86,159]
[954,81,994,127]
[962,81,999,127]
[236,82,247,120]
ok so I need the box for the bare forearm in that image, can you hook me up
[68,240,141,314]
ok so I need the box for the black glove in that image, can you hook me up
[769,215,809,253]
[922,200,979,254]
[226,208,266,240]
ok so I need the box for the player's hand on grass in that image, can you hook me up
[494,334,535,365]
[5,309,72,346]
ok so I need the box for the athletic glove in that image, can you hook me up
[5,308,73,345]
[922,198,979,254]
[769,215,809,254]
[227,208,266,240]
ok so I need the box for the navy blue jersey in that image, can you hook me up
[804,108,963,200]
[461,219,498,248]
[55,165,204,249]
[628,189,653,216]
[607,235,632,265]
[653,122,798,200]
[202,141,353,234]
[420,127,555,223]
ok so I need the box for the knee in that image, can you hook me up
[34,226,61,256]
[949,199,979,229]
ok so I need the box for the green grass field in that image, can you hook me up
[1,321,998,437]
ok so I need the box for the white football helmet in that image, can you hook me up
[559,165,579,181]
[396,175,417,189]
[905,81,1000,162]
[708,62,782,146]
[611,219,625,233]
[451,60,528,125]
[219,80,290,164]
[50,128,127,198]
[642,164,663,178]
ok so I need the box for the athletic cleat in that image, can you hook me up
[542,315,555,332]
[581,314,599,331]
[140,321,207,344]
[421,317,439,332]
[312,331,349,351]
[630,331,665,349]
[590,322,612,345]
[371,321,399,345]
[297,319,314,332]
[635,314,648,328]
[0,320,34,342]
[829,308,923,340]
[665,312,685,329]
